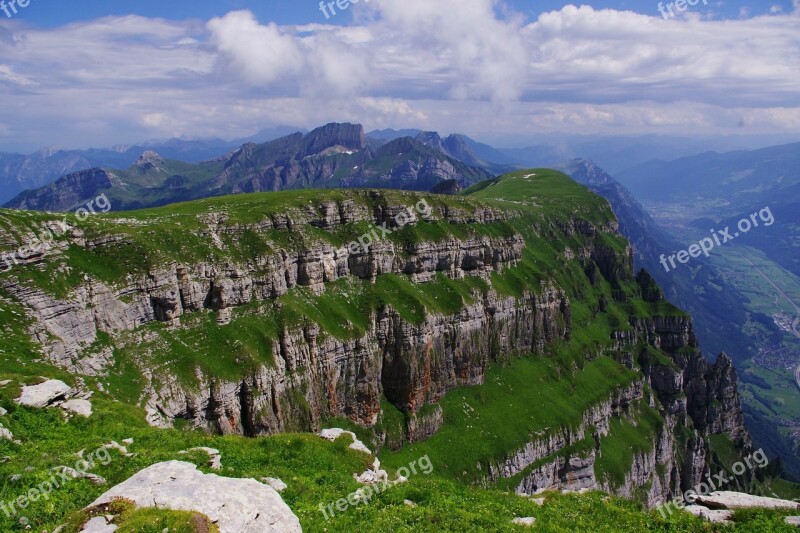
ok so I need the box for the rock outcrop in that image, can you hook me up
[15,379,94,418]
[694,491,800,510]
[88,461,301,533]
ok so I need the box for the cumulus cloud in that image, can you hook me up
[0,3,799,151]
[208,11,304,85]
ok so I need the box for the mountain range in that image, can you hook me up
[0,125,305,205]
[3,124,491,211]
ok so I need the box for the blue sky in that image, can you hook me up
[14,0,799,25]
[1,1,799,151]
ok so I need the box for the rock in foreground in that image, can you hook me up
[695,491,800,510]
[88,460,301,532]
[16,379,72,408]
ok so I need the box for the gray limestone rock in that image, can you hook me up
[88,461,301,533]
[16,379,72,408]
[695,491,800,510]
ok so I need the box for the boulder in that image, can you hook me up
[88,461,301,533]
[512,517,537,526]
[695,491,800,510]
[16,379,72,408]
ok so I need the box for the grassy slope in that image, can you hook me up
[0,170,796,531]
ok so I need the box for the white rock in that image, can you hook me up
[62,399,92,417]
[785,516,800,527]
[88,461,301,533]
[0,423,13,441]
[102,441,130,456]
[684,505,734,524]
[512,517,537,526]
[0,407,7,416]
[262,477,287,492]
[56,465,106,485]
[695,491,800,510]
[122,438,134,445]
[0,380,11,386]
[404,499,417,508]
[16,379,72,408]
[319,428,372,455]
[531,497,546,506]
[80,516,117,533]
[354,468,386,484]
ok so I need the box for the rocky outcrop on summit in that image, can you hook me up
[132,151,167,174]
[301,122,366,156]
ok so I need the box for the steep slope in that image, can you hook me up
[0,169,758,522]
[565,160,756,364]
[0,149,103,205]
[210,125,491,194]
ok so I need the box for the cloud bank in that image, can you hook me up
[0,1,798,151]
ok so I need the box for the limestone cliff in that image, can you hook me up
[0,172,753,509]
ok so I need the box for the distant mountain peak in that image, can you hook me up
[36,146,64,158]
[134,150,167,173]
[301,123,365,157]
[415,131,445,148]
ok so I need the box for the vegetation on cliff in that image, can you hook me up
[0,169,797,531]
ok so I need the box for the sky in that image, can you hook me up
[0,0,799,152]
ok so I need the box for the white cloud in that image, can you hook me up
[208,11,304,85]
[0,64,37,86]
[0,4,798,152]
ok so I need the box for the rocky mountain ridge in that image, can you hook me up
[4,124,492,212]
[0,170,756,511]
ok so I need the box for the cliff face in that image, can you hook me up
[7,168,114,211]
[0,173,752,508]
[493,312,752,506]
